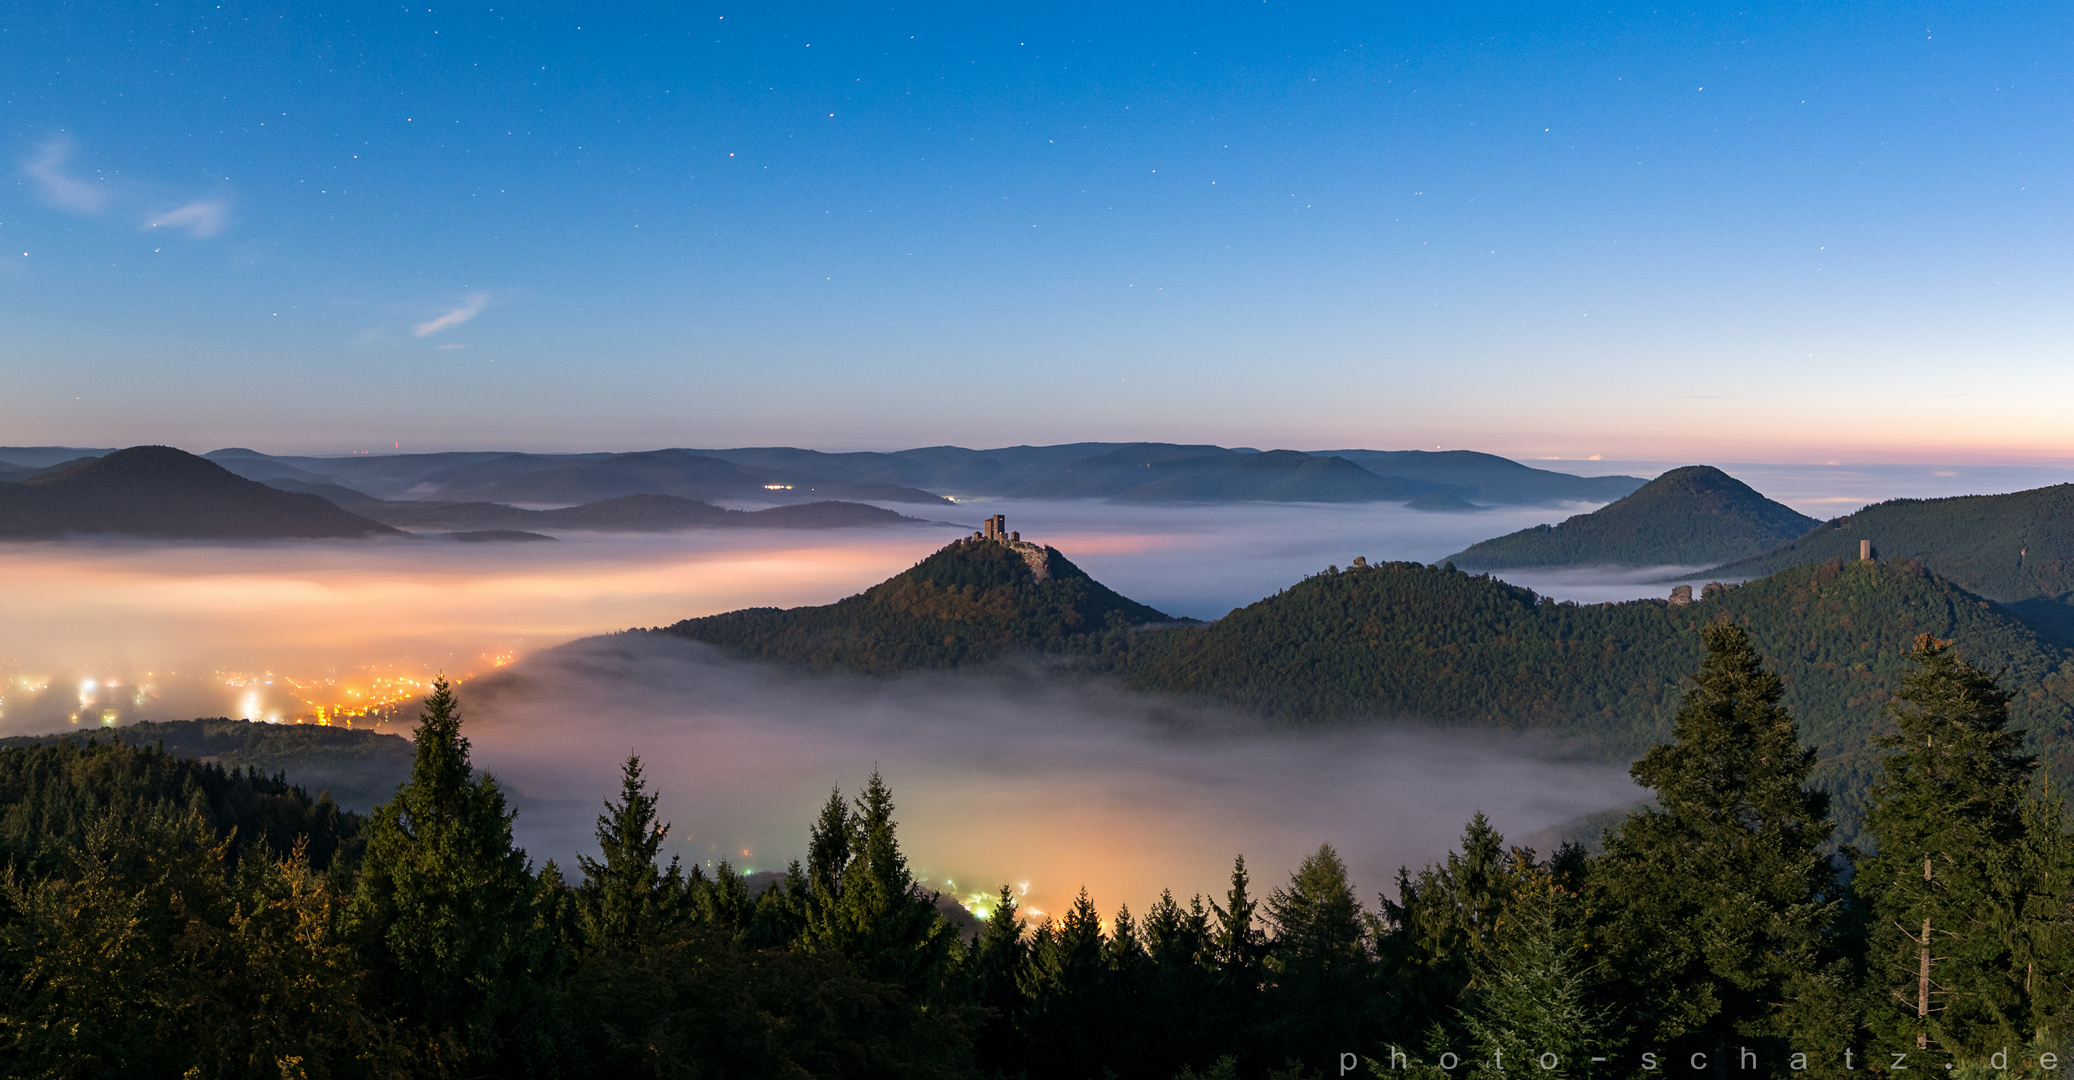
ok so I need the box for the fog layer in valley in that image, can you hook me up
[0,499,1651,733]
[464,634,1639,921]
[4,471,1943,912]
[922,497,1642,620]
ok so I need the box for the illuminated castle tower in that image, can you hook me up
[970,514,1045,578]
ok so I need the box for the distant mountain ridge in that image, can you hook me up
[142,443,1646,508]
[351,493,941,532]
[1442,465,1818,569]
[0,446,398,540]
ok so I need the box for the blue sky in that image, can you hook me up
[2,2,2068,459]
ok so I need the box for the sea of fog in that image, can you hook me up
[463,635,1635,923]
[4,458,2066,915]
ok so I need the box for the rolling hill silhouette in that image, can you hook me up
[662,532,1175,671]
[0,446,398,540]
[1443,465,1817,569]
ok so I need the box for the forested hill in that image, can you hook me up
[0,718,414,812]
[1118,557,2074,784]
[0,735,366,879]
[0,445,397,540]
[658,535,1176,672]
[1442,465,1818,569]
[1704,482,2074,603]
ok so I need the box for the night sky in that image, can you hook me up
[2,2,2067,459]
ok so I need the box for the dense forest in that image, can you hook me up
[0,718,413,812]
[659,540,2074,841]
[1120,558,2074,756]
[663,536,1176,672]
[1708,483,2074,603]
[9,633,2074,1078]
[1442,465,1818,570]
[1118,557,2074,845]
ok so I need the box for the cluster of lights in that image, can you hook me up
[0,653,523,732]
[951,879,1034,922]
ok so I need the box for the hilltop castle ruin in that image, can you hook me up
[970,513,1052,581]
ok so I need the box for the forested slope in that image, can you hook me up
[660,536,1176,672]
[1707,482,2074,602]
[1443,465,1818,569]
[0,735,366,878]
[1119,557,2074,831]
[1,717,414,812]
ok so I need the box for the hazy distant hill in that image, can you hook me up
[693,443,1646,505]
[0,446,121,470]
[0,446,398,540]
[1442,465,1818,569]
[212,448,953,506]
[1704,483,2074,604]
[1314,449,1643,504]
[351,492,940,532]
[661,534,1176,672]
[186,443,1645,507]
[988,446,1438,502]
[0,717,413,813]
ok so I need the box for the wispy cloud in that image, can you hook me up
[21,135,232,241]
[435,343,469,351]
[21,137,109,213]
[414,293,489,337]
[147,199,227,238]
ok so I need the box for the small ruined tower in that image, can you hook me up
[1859,539,1873,561]
[970,514,1053,581]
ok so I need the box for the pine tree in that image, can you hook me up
[1210,854,1269,1062]
[576,753,684,949]
[697,858,755,936]
[1104,901,1154,1074]
[0,805,393,1077]
[1380,813,1516,1040]
[1024,887,1111,1078]
[1857,636,2062,1062]
[743,860,809,949]
[803,772,956,995]
[804,785,852,921]
[1454,868,1609,1080]
[1589,622,1841,1070]
[1265,843,1377,1067]
[345,676,544,1071]
[969,884,1030,1070]
[1142,888,1219,1075]
[2011,781,2074,1044]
